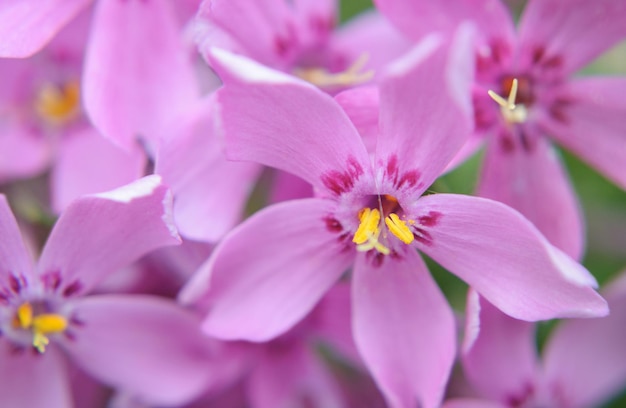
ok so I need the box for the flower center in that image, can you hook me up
[352,195,414,255]
[487,77,528,124]
[34,80,81,126]
[294,54,374,89]
[12,302,68,353]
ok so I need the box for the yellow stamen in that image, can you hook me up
[353,208,381,245]
[35,80,81,125]
[13,302,68,354]
[295,54,374,88]
[385,213,414,244]
[487,78,527,124]
[352,208,390,255]
[16,302,33,329]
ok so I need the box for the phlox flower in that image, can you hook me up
[0,176,215,407]
[181,31,607,408]
[0,0,202,152]
[447,273,626,408]
[194,0,411,92]
[0,9,144,211]
[374,0,626,259]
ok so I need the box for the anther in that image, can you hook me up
[487,78,527,124]
[385,213,414,244]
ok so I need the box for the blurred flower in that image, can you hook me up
[448,272,626,408]
[375,0,626,259]
[0,176,216,406]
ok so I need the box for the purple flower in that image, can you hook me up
[0,176,215,406]
[375,0,626,259]
[449,274,626,407]
[181,31,607,407]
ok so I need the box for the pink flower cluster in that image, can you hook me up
[0,0,625,407]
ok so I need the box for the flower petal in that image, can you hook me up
[352,250,456,408]
[443,399,505,408]
[37,175,181,296]
[329,10,413,76]
[180,198,353,341]
[0,342,71,408]
[518,0,626,74]
[334,86,379,155]
[542,272,626,407]
[374,0,515,45]
[377,26,474,193]
[51,126,146,213]
[462,290,538,402]
[540,77,626,190]
[156,97,261,242]
[64,295,215,406]
[477,132,583,260]
[0,0,91,58]
[208,48,371,194]
[413,194,608,320]
[83,0,197,151]
[0,195,35,288]
[248,343,344,408]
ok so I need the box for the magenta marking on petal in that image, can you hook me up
[366,251,385,268]
[548,98,573,125]
[505,382,535,408]
[384,155,421,191]
[40,271,62,292]
[413,230,434,246]
[519,130,535,153]
[417,211,442,227]
[320,156,364,195]
[531,46,563,70]
[62,281,83,297]
[500,133,516,153]
[8,274,26,294]
[309,14,334,36]
[324,216,343,233]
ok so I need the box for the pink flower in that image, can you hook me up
[375,0,626,259]
[181,31,607,407]
[194,0,411,92]
[0,176,215,406]
[450,273,626,407]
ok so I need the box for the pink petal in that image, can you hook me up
[38,175,181,296]
[0,123,51,183]
[208,48,372,194]
[268,170,314,204]
[540,77,626,190]
[197,0,292,67]
[542,272,626,407]
[518,0,626,74]
[0,0,91,58]
[156,97,261,242]
[377,26,474,193]
[248,343,344,408]
[0,342,71,407]
[462,290,538,402]
[330,10,413,76]
[477,133,583,260]
[181,199,353,341]
[352,250,456,408]
[413,194,608,320]
[443,399,505,408]
[374,0,515,45]
[51,126,146,213]
[309,282,361,364]
[64,295,215,406]
[334,86,379,155]
[83,0,197,151]
[0,195,35,288]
